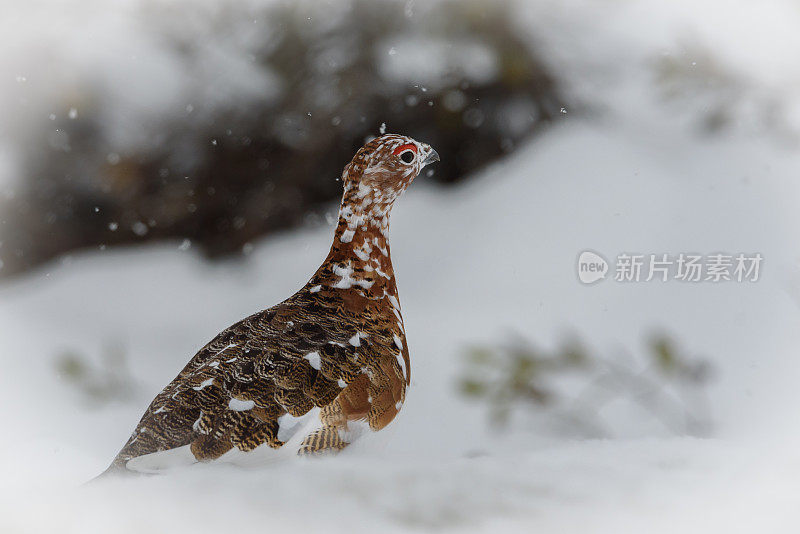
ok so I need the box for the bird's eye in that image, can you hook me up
[392,142,417,162]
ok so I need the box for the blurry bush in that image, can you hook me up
[458,333,713,438]
[55,343,137,406]
[0,0,564,277]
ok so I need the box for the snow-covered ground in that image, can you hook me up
[2,0,800,532]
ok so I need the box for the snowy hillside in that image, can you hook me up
[2,0,800,532]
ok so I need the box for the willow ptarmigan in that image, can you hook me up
[102,134,439,475]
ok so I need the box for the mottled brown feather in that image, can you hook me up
[106,134,435,472]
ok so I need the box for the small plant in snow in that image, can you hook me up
[458,333,713,438]
[54,343,137,406]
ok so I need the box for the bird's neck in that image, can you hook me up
[315,186,398,298]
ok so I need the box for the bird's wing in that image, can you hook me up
[108,290,407,472]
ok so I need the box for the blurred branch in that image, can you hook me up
[458,332,713,438]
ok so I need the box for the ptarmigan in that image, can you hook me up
[102,134,439,475]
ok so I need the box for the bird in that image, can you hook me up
[101,133,439,475]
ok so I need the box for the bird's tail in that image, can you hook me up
[84,457,143,485]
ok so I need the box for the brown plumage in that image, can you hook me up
[104,134,439,474]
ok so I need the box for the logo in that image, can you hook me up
[577,250,609,284]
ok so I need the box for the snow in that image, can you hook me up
[349,333,368,347]
[126,444,197,474]
[228,398,256,412]
[1,0,800,532]
[304,351,322,370]
[377,37,498,90]
[277,413,304,442]
[192,378,215,391]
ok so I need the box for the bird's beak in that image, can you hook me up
[421,147,440,167]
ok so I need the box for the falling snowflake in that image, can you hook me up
[131,222,148,237]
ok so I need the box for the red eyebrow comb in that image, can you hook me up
[392,143,417,155]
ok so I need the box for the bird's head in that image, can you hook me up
[342,134,439,207]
